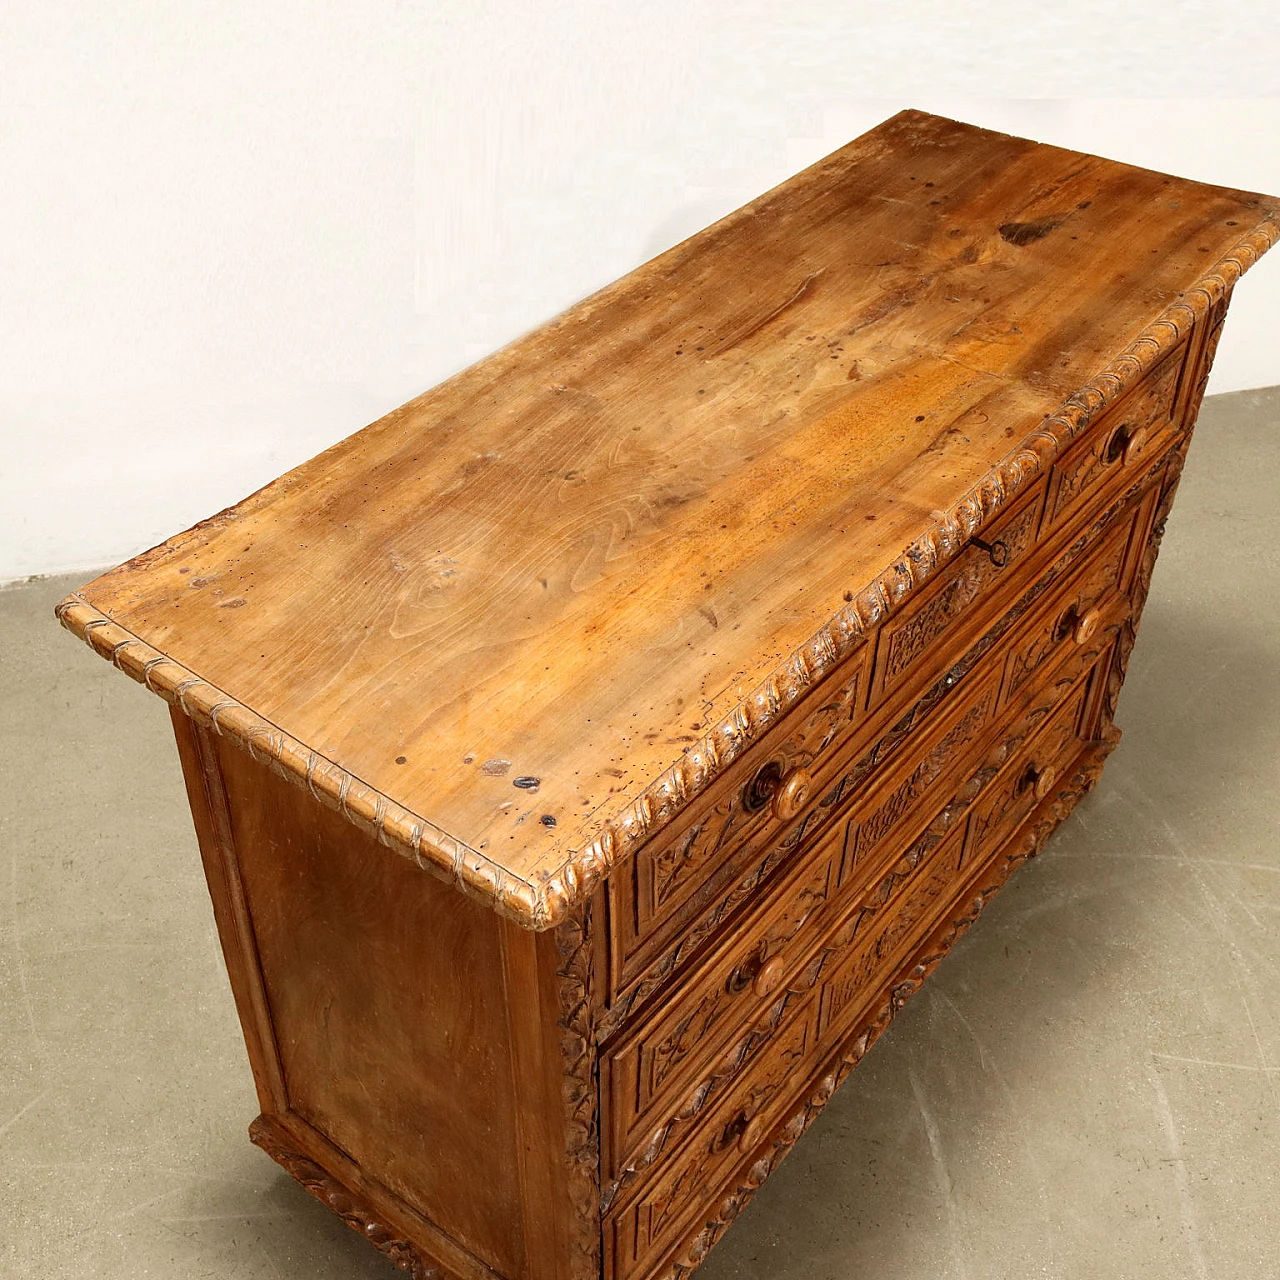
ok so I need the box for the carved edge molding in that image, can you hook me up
[248,1115,452,1280]
[654,743,1115,1280]
[553,904,604,1280]
[53,595,547,926]
[55,215,1278,933]
[537,215,1279,922]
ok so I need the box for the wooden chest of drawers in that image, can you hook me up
[56,110,1278,1280]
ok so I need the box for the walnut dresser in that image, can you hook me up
[57,110,1278,1280]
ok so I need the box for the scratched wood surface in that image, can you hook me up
[63,109,1279,895]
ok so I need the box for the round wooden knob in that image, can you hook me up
[1032,765,1057,802]
[1073,606,1103,646]
[736,1114,764,1154]
[752,954,787,999]
[772,767,812,821]
[1122,425,1148,467]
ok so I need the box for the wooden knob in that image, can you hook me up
[736,1114,764,1154]
[1032,765,1057,802]
[1122,425,1148,467]
[772,767,812,821]
[753,954,787,999]
[1072,607,1103,646]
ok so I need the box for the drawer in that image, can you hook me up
[838,660,1001,888]
[612,643,869,992]
[998,486,1154,712]
[966,669,1097,866]
[603,833,839,1179]
[606,1001,820,1280]
[819,819,970,1040]
[869,478,1046,708]
[1045,349,1185,528]
[606,642,1005,1049]
[819,643,1109,1044]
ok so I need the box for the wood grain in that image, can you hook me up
[56,109,1280,929]
[53,112,1274,1280]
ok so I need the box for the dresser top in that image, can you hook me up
[59,110,1278,928]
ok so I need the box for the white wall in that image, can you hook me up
[3,3,1279,582]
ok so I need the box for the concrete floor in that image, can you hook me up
[3,385,1278,1280]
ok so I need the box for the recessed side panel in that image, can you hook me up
[210,733,529,1280]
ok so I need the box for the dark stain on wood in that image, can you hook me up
[998,215,1069,246]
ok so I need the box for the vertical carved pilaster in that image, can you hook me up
[1101,441,1190,739]
[554,902,603,1279]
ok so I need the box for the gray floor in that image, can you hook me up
[3,386,1278,1280]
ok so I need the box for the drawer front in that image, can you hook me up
[606,643,1118,1280]
[819,820,969,1040]
[1046,350,1184,528]
[967,671,1096,865]
[606,1002,819,1279]
[838,662,1001,890]
[605,832,840,1177]
[614,644,869,990]
[998,487,1152,711]
[869,479,1046,707]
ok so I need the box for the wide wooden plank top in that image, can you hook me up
[59,109,1278,928]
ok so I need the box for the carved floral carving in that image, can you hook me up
[553,904,603,1280]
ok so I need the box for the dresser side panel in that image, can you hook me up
[208,732,534,1280]
[170,707,289,1114]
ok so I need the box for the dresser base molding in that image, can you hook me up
[249,1113,495,1280]
[652,741,1113,1280]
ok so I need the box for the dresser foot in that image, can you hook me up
[249,1115,462,1280]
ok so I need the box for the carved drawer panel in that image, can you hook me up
[606,1001,820,1280]
[837,661,1001,890]
[612,643,869,992]
[997,486,1153,712]
[818,644,1107,1045]
[603,834,840,1178]
[818,820,970,1041]
[604,640,1006,1050]
[869,478,1047,709]
[966,669,1097,867]
[1046,348,1186,529]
